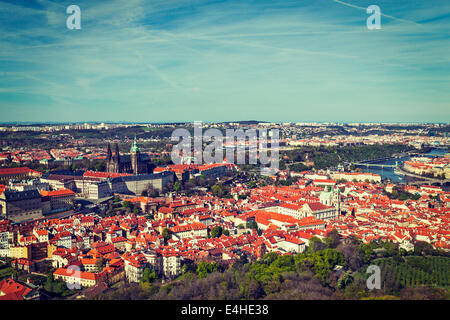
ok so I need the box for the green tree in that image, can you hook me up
[162,228,172,243]
[391,189,399,199]
[359,243,375,264]
[413,241,434,256]
[337,271,354,289]
[246,220,258,229]
[141,268,157,283]
[308,237,326,253]
[95,258,105,272]
[181,261,197,275]
[262,252,279,265]
[211,184,225,197]
[210,226,223,238]
[324,229,340,249]
[94,160,106,172]
[173,181,182,192]
[196,261,218,279]
[122,201,131,208]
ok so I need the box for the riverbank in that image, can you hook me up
[358,147,448,183]
[395,165,449,185]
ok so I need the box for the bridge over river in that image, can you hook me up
[352,162,399,169]
[350,157,399,169]
[348,160,448,185]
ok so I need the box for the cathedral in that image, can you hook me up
[106,136,154,175]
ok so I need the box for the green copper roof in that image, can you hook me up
[130,135,140,153]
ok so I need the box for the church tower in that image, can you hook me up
[333,186,341,219]
[111,143,120,173]
[106,143,112,172]
[107,143,112,160]
[131,135,141,175]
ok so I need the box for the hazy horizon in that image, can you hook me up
[0,120,449,126]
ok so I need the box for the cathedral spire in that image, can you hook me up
[107,143,112,161]
[130,135,140,153]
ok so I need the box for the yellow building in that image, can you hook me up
[9,245,30,259]
[47,243,57,259]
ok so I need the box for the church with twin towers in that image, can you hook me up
[106,136,154,175]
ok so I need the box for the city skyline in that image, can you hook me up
[0,0,449,123]
[0,120,450,125]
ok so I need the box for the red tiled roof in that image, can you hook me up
[53,268,100,281]
[313,179,336,184]
[41,188,75,197]
[306,202,332,212]
[171,222,207,233]
[0,278,33,300]
[83,171,132,178]
[298,216,325,227]
[0,167,40,176]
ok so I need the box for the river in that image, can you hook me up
[358,147,448,184]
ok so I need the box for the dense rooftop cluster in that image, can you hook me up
[0,166,448,300]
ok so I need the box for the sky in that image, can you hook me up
[0,0,449,123]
